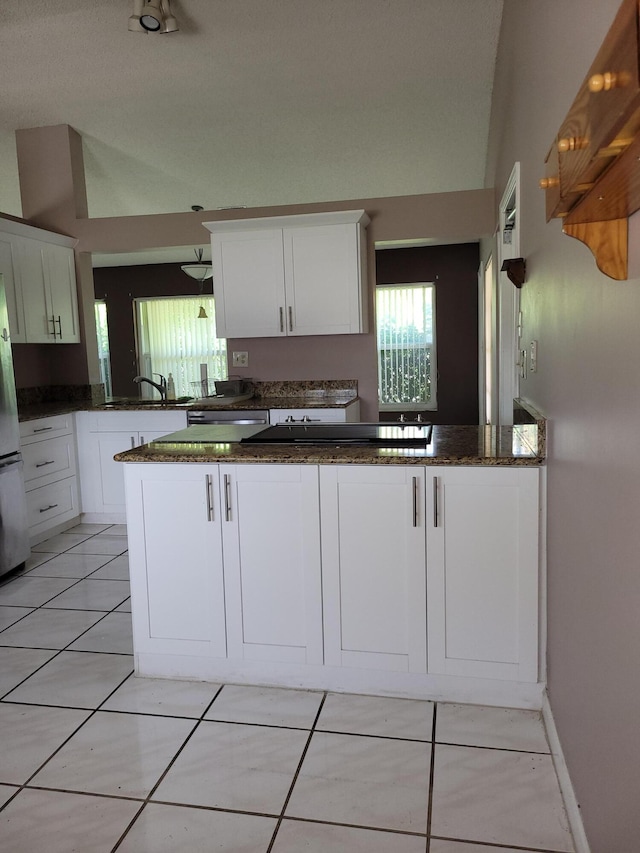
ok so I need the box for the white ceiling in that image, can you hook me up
[0,0,503,229]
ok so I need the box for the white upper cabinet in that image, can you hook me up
[0,220,80,344]
[205,210,370,338]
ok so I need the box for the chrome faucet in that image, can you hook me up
[134,373,167,401]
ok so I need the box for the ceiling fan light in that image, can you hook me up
[140,0,163,31]
[162,15,179,33]
[161,1,179,33]
[128,0,146,31]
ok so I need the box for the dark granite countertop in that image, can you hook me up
[114,423,543,466]
[17,394,359,422]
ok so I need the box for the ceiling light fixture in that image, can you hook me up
[182,248,213,319]
[129,0,179,34]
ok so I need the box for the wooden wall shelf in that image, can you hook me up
[540,0,640,280]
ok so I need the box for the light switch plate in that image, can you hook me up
[232,351,249,367]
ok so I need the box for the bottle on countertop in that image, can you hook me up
[167,373,176,400]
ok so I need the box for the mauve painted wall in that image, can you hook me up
[12,126,495,411]
[94,244,479,422]
[376,244,479,424]
[487,1,640,849]
[93,263,203,397]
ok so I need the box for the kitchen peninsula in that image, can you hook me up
[116,417,545,710]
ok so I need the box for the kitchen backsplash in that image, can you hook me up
[17,383,106,407]
[249,380,357,399]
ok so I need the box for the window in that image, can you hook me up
[94,300,112,397]
[135,296,227,399]
[376,283,436,411]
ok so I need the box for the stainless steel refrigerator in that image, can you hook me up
[0,274,30,576]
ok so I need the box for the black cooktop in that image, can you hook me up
[240,422,433,447]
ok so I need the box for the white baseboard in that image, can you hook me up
[134,652,545,709]
[542,692,591,853]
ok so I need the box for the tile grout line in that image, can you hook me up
[109,682,228,852]
[429,834,570,853]
[264,691,328,853]
[425,702,438,852]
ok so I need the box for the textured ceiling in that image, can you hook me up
[0,0,503,223]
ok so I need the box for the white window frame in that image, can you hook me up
[134,295,227,399]
[376,282,437,412]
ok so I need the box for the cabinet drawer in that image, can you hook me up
[22,435,76,487]
[20,413,74,443]
[269,408,348,424]
[26,477,79,531]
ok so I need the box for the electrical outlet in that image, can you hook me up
[232,351,249,367]
[530,340,538,373]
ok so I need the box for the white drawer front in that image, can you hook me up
[22,435,76,487]
[269,408,347,424]
[26,477,79,530]
[20,413,74,444]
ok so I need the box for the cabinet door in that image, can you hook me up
[320,465,426,672]
[95,432,138,513]
[211,229,285,337]
[284,223,366,335]
[43,243,80,343]
[15,237,52,343]
[0,237,26,342]
[125,464,226,658]
[220,464,323,664]
[426,467,539,682]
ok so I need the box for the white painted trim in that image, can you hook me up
[498,162,521,426]
[203,209,370,233]
[0,217,77,248]
[542,692,592,853]
[135,652,546,710]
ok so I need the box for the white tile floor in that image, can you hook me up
[0,524,576,853]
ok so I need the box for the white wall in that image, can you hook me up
[487,2,640,850]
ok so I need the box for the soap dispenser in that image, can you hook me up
[167,373,176,400]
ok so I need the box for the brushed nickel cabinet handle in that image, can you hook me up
[288,305,293,332]
[55,316,62,338]
[39,503,58,513]
[279,307,284,333]
[33,426,53,433]
[35,460,55,468]
[433,476,439,527]
[206,474,214,521]
[412,476,418,528]
[224,474,232,521]
[131,436,135,449]
[49,315,57,338]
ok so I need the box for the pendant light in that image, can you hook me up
[181,248,213,319]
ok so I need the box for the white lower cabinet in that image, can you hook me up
[123,460,541,701]
[76,411,187,519]
[125,464,226,658]
[320,465,427,673]
[220,464,323,664]
[426,467,539,683]
[20,414,80,543]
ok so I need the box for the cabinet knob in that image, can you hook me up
[588,71,631,92]
[558,136,588,152]
[539,176,559,189]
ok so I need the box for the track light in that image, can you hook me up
[129,0,179,34]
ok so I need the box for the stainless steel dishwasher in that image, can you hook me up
[187,409,269,426]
